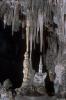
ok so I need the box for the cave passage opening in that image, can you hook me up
[0,18,58,89]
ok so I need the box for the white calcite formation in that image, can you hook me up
[33,72,47,87]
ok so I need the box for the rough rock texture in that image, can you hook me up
[45,32,59,72]
[15,95,56,100]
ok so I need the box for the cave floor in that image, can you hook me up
[15,95,57,100]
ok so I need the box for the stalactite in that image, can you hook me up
[36,18,39,44]
[38,10,43,52]
[29,15,34,48]
[12,0,20,36]
[3,14,7,29]
[30,22,33,53]
[34,20,37,49]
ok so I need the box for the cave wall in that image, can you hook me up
[41,25,60,73]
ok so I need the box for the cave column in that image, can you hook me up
[22,12,31,88]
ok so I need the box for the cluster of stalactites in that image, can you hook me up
[0,0,20,34]
[0,0,59,52]
[29,0,55,52]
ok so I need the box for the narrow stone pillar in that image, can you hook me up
[39,55,43,73]
[22,16,31,88]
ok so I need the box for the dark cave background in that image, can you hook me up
[0,19,26,88]
[0,18,59,90]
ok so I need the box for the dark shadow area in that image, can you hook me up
[0,19,26,89]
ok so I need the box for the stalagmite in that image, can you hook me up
[39,55,43,73]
